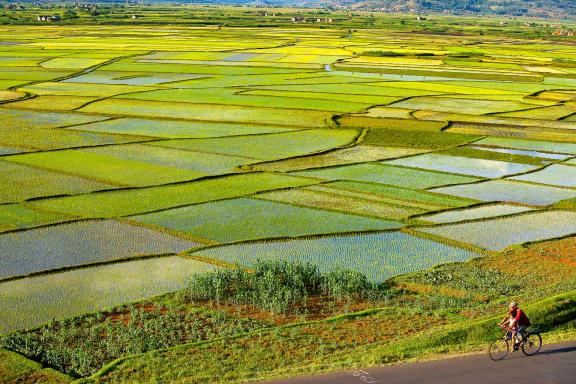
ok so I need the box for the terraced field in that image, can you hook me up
[1,21,576,384]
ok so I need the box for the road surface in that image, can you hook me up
[262,340,576,384]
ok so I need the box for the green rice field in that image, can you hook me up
[130,197,402,243]
[1,19,576,382]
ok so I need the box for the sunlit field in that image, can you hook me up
[1,15,575,383]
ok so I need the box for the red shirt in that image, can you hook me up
[512,309,531,327]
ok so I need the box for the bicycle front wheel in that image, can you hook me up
[489,338,509,361]
[522,333,542,356]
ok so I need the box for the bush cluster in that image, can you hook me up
[186,260,384,314]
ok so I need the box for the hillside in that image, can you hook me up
[339,0,576,18]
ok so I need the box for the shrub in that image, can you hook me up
[186,260,384,314]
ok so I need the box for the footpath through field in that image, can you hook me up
[261,340,576,384]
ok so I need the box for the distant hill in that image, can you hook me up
[201,0,576,18]
[12,0,576,18]
[339,0,576,18]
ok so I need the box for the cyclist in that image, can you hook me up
[499,301,531,350]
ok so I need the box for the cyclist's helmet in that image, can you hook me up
[509,301,518,309]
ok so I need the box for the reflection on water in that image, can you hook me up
[386,153,538,178]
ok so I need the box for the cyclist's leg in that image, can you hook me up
[517,325,526,344]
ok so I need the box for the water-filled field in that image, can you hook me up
[418,204,534,224]
[189,232,479,282]
[416,210,576,251]
[0,256,216,333]
[1,23,576,339]
[130,197,402,243]
[0,220,198,279]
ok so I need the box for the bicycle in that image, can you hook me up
[488,324,542,361]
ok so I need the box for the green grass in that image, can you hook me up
[0,204,72,233]
[0,160,114,204]
[80,99,334,127]
[0,125,148,151]
[29,173,320,218]
[129,197,401,243]
[40,57,108,69]
[249,146,425,173]
[0,349,72,383]
[253,83,442,97]
[243,89,399,105]
[75,288,576,384]
[0,69,72,81]
[497,105,576,120]
[6,150,205,187]
[2,305,267,378]
[149,129,359,161]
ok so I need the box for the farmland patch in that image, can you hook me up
[0,219,199,280]
[415,210,576,251]
[189,232,479,283]
[68,117,292,138]
[30,173,319,218]
[417,204,534,224]
[0,204,72,233]
[510,164,576,187]
[431,180,576,206]
[0,160,114,204]
[256,188,424,219]
[82,144,253,174]
[80,99,334,127]
[0,256,215,333]
[249,145,425,172]
[292,163,481,189]
[149,129,359,161]
[6,150,205,187]
[384,153,539,178]
[130,197,402,243]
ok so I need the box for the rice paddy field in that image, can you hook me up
[1,13,576,384]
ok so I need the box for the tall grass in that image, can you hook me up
[186,260,385,314]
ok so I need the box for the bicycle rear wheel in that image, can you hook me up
[489,338,509,361]
[522,333,542,356]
